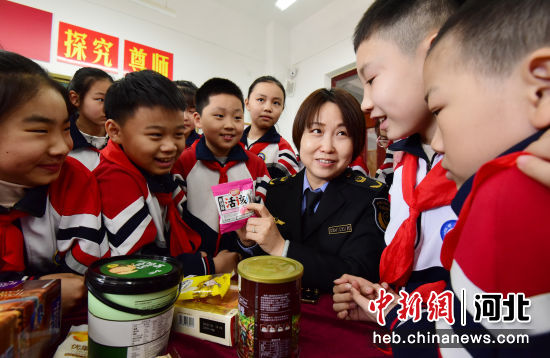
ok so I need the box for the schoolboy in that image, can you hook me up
[423,0,550,353]
[172,78,270,274]
[94,70,206,275]
[0,50,108,313]
[174,80,201,147]
[334,0,461,299]
[344,1,550,355]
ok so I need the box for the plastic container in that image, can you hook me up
[85,255,182,358]
[237,256,303,358]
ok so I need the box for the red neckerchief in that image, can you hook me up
[414,152,525,301]
[201,158,241,184]
[247,141,270,156]
[440,152,525,270]
[101,141,201,255]
[380,153,457,288]
[0,209,28,272]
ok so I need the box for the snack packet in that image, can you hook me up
[212,178,255,234]
[179,274,231,301]
[53,324,88,358]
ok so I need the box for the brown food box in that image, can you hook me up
[0,279,61,357]
[0,311,18,356]
[172,285,239,346]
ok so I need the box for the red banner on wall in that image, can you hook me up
[57,22,118,73]
[123,40,173,79]
[0,0,52,62]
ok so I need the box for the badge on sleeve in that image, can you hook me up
[372,198,390,232]
[440,220,457,240]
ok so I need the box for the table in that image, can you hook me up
[167,294,390,358]
[54,294,390,357]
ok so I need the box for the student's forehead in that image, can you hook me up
[207,94,243,111]
[127,106,184,123]
[356,36,400,71]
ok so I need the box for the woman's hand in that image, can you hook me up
[244,203,286,256]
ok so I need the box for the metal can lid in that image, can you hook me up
[86,255,182,294]
[238,256,303,284]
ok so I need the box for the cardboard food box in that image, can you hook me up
[0,279,61,357]
[0,310,18,357]
[172,285,238,346]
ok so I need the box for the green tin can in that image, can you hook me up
[85,255,182,358]
[237,256,304,358]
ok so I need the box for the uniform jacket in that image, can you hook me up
[385,131,549,358]
[94,141,205,275]
[0,157,108,278]
[68,114,107,171]
[385,134,457,291]
[172,137,270,272]
[264,169,389,292]
[241,126,300,179]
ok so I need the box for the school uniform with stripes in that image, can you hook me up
[172,137,270,272]
[94,141,203,275]
[384,131,550,357]
[67,114,108,171]
[380,134,458,293]
[241,126,300,179]
[0,157,108,278]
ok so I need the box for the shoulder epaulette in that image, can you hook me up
[346,171,385,191]
[268,174,296,186]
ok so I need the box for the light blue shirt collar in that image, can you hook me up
[301,173,329,213]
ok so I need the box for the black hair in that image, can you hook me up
[0,50,72,120]
[195,77,244,115]
[104,70,186,125]
[292,88,366,161]
[429,0,550,76]
[353,0,462,54]
[247,75,286,106]
[173,80,198,109]
[68,67,113,108]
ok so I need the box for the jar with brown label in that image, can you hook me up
[237,256,303,358]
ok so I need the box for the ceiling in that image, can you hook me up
[211,0,335,26]
[132,0,336,27]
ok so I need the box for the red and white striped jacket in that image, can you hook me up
[1,157,108,276]
[241,126,300,178]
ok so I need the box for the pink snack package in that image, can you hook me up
[212,178,255,234]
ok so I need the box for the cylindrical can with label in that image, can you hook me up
[85,255,182,358]
[237,256,303,358]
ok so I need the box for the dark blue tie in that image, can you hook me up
[304,188,323,216]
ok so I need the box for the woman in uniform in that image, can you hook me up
[239,88,389,293]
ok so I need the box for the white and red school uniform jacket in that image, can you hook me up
[0,157,108,277]
[93,141,205,274]
[241,126,300,179]
[172,137,270,264]
[349,154,370,177]
[67,115,107,171]
[383,134,457,291]
[385,132,550,358]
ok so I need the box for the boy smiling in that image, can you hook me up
[173,78,270,274]
[95,70,202,274]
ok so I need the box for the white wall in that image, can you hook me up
[278,0,374,149]
[8,0,274,104]
[7,0,374,148]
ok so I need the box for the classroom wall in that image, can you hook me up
[279,0,374,150]
[6,0,374,150]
